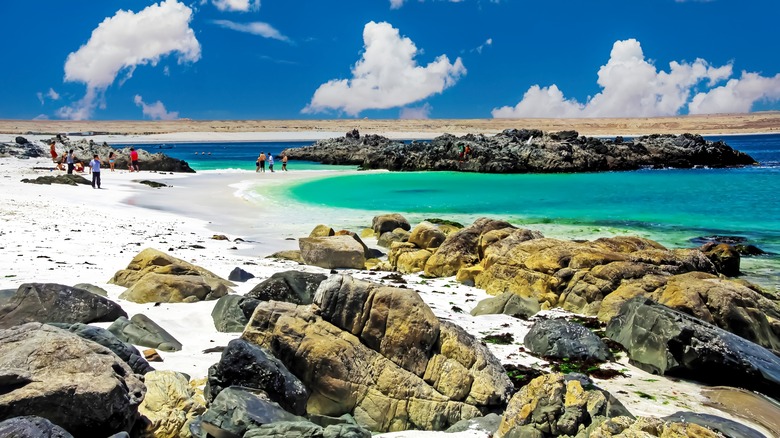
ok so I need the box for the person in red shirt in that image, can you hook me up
[129,148,139,172]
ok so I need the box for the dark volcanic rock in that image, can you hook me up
[228,267,255,282]
[246,270,327,305]
[205,338,309,415]
[0,416,74,438]
[0,283,126,329]
[524,318,612,362]
[282,131,756,173]
[211,294,260,332]
[21,174,91,185]
[606,297,780,399]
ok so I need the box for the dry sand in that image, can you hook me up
[1,112,779,139]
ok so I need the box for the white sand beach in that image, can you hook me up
[0,132,775,437]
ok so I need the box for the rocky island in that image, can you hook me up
[282,129,757,173]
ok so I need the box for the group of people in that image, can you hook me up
[255,152,288,173]
[48,141,142,189]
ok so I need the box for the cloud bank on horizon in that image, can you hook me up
[15,0,779,120]
[492,39,780,118]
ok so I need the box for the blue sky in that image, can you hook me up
[1,0,779,120]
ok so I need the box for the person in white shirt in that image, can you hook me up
[89,154,101,189]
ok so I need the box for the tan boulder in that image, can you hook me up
[360,227,376,238]
[597,275,668,322]
[299,235,366,269]
[425,218,519,278]
[409,221,447,250]
[389,242,432,274]
[309,224,335,237]
[241,301,483,432]
[138,370,206,438]
[119,272,228,303]
[586,416,720,438]
[377,228,411,248]
[109,247,234,290]
[335,229,372,257]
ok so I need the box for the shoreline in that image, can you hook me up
[1,136,777,436]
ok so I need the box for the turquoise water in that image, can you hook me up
[284,134,780,290]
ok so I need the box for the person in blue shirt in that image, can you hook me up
[89,154,101,189]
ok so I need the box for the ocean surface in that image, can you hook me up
[118,134,780,290]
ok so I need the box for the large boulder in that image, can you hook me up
[0,416,74,438]
[138,371,205,438]
[699,242,741,277]
[388,243,432,274]
[583,416,722,438]
[0,283,126,329]
[228,267,255,282]
[524,319,612,362]
[377,228,411,248]
[605,297,780,399]
[199,387,305,438]
[246,270,328,305]
[425,218,523,278]
[371,214,410,235]
[108,314,183,352]
[299,235,366,270]
[205,339,309,415]
[0,323,145,436]
[242,276,513,432]
[496,373,631,437]
[47,322,153,375]
[110,248,234,301]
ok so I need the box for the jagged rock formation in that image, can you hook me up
[282,130,756,173]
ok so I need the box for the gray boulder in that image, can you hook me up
[524,318,612,362]
[246,270,328,305]
[446,413,502,434]
[47,322,153,375]
[72,283,109,297]
[200,387,304,438]
[108,314,182,352]
[663,412,766,438]
[0,323,145,436]
[0,416,74,438]
[470,292,540,319]
[376,229,410,248]
[211,294,261,333]
[606,297,780,399]
[0,283,126,329]
[205,338,309,415]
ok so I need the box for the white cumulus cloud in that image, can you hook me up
[211,0,260,12]
[492,38,780,118]
[212,20,289,42]
[36,88,61,105]
[134,95,179,120]
[303,21,466,116]
[390,0,470,9]
[57,0,200,120]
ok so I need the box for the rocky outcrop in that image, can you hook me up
[111,248,232,303]
[299,235,366,269]
[137,371,205,438]
[21,174,91,185]
[700,242,741,276]
[57,137,195,173]
[108,314,183,352]
[48,322,153,375]
[246,270,328,305]
[282,131,756,173]
[0,283,126,329]
[605,297,780,399]
[205,339,309,415]
[242,275,512,432]
[496,373,631,437]
[199,387,305,437]
[523,319,612,362]
[0,323,145,436]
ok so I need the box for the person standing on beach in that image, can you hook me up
[256,154,262,172]
[129,148,139,172]
[108,152,116,172]
[89,154,101,189]
[268,153,275,172]
[281,153,288,171]
[66,149,76,174]
[49,141,58,162]
[258,152,266,172]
